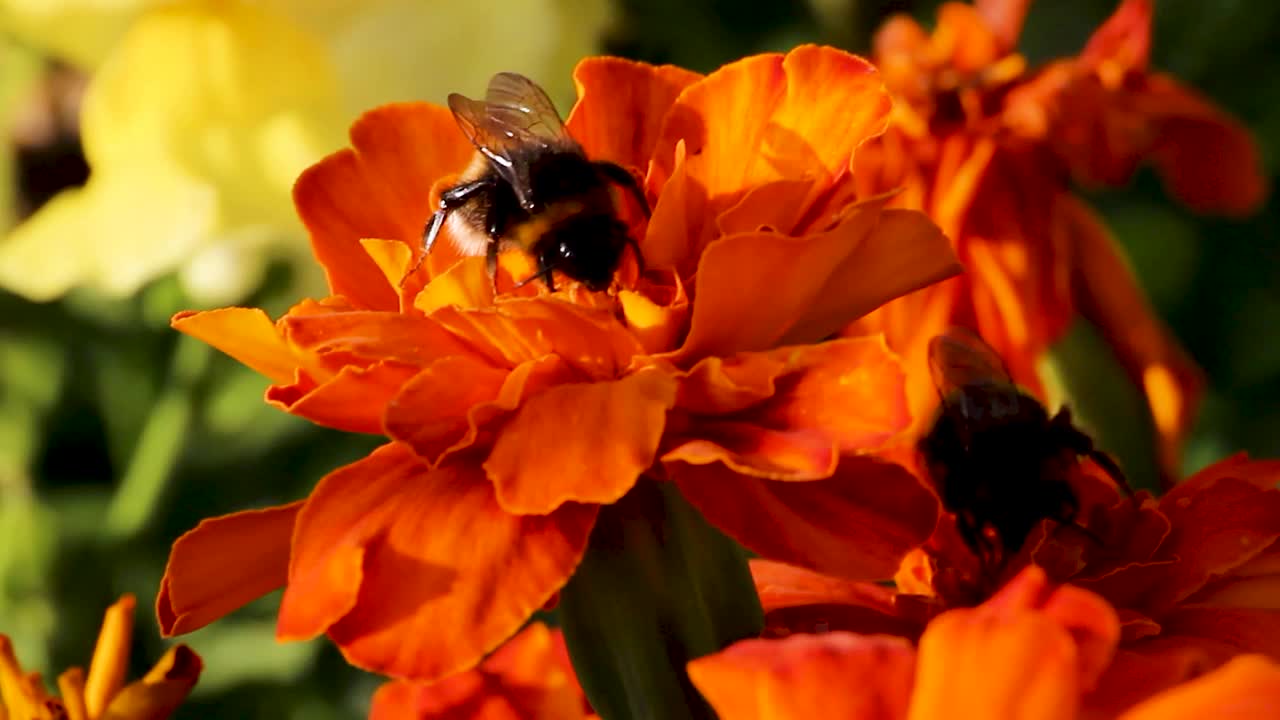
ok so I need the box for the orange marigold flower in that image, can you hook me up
[0,595,201,720]
[847,0,1266,478]
[157,45,960,682]
[369,623,594,720]
[691,565,1280,719]
[751,454,1280,714]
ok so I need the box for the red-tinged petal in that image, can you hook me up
[933,3,1006,73]
[688,633,916,720]
[1158,607,1280,658]
[171,308,297,385]
[653,45,890,245]
[642,140,699,272]
[370,623,590,720]
[157,502,300,636]
[1087,636,1231,716]
[1181,453,1280,490]
[280,311,477,368]
[566,57,702,174]
[279,444,596,681]
[750,559,920,638]
[975,0,1031,51]
[485,368,677,514]
[294,103,473,309]
[384,358,509,461]
[1080,0,1152,73]
[1118,655,1280,720]
[1139,75,1268,216]
[101,645,202,720]
[672,455,939,580]
[663,420,837,480]
[1152,475,1280,606]
[268,361,420,434]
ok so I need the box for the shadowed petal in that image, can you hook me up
[689,633,916,720]
[369,623,589,720]
[278,443,596,681]
[293,103,473,309]
[486,368,678,514]
[1119,655,1280,720]
[751,559,921,638]
[158,502,301,636]
[567,57,701,174]
[672,455,939,579]
[102,645,202,720]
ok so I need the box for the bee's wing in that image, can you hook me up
[928,328,1022,423]
[447,72,580,206]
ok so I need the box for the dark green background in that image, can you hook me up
[1,1,1275,716]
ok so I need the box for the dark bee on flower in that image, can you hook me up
[420,71,648,292]
[918,329,1131,571]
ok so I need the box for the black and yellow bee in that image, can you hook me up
[422,72,648,292]
[918,329,1131,571]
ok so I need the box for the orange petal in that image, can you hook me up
[566,57,701,174]
[1158,607,1280,658]
[1154,473,1280,606]
[672,455,939,580]
[85,595,134,719]
[666,338,911,479]
[171,308,297,385]
[750,559,920,638]
[908,567,1120,720]
[278,443,596,681]
[618,270,690,356]
[1063,195,1203,479]
[294,103,473,309]
[688,632,916,720]
[1079,0,1152,73]
[974,0,1031,51]
[370,623,590,720]
[653,45,890,245]
[157,502,300,636]
[485,367,677,514]
[101,645,202,720]
[267,361,420,434]
[280,310,476,368]
[1119,655,1280,720]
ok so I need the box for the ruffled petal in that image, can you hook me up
[1118,655,1280,720]
[1153,473,1280,606]
[672,455,939,580]
[369,623,590,720]
[688,633,917,720]
[293,102,473,309]
[267,361,420,434]
[751,559,921,638]
[566,57,701,174]
[652,45,891,251]
[278,444,595,681]
[485,367,678,514]
[157,502,301,636]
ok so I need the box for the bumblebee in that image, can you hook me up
[918,329,1131,572]
[421,72,648,292]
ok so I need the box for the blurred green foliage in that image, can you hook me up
[0,1,1277,717]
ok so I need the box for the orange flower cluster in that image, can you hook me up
[151,0,1275,716]
[158,44,957,682]
[846,0,1266,477]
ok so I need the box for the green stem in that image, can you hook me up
[105,336,210,537]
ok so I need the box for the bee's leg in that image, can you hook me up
[485,238,500,296]
[1052,410,1134,497]
[425,179,495,252]
[513,266,556,292]
[594,161,650,217]
[422,209,447,255]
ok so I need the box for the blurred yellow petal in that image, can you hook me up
[0,0,154,68]
[0,169,215,300]
[101,645,202,720]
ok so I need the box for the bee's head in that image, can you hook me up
[538,214,632,291]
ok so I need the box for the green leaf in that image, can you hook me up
[558,479,763,720]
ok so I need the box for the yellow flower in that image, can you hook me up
[0,595,201,720]
[0,0,610,306]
